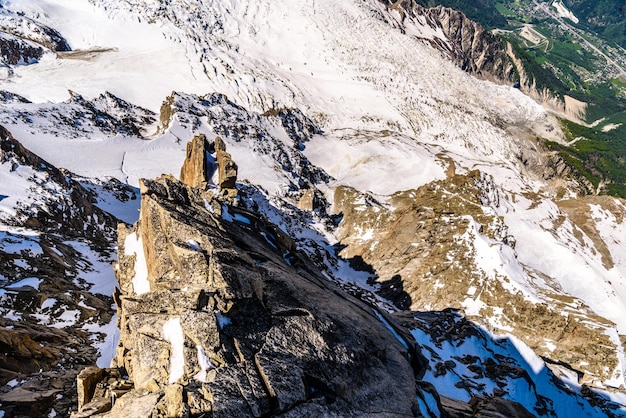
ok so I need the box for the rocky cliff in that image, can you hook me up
[375,1,516,84]
[69,136,622,417]
[378,1,573,114]
[74,136,427,417]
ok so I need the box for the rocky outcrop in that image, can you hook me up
[0,13,71,53]
[179,134,211,189]
[87,168,424,416]
[0,126,119,243]
[157,92,329,190]
[0,34,43,67]
[0,91,156,139]
[421,6,517,83]
[180,133,238,198]
[332,169,623,388]
[68,134,566,417]
[214,137,238,192]
[66,91,156,138]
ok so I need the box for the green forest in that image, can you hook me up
[563,0,626,47]
[414,0,626,197]
[414,0,507,29]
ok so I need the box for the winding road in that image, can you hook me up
[533,0,626,77]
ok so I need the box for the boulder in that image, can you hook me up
[76,367,105,411]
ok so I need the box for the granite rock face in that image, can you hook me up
[376,1,517,84]
[77,146,427,416]
[214,137,238,192]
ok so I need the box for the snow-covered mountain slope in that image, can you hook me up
[0,125,140,415]
[0,0,625,415]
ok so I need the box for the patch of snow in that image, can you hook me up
[54,309,80,328]
[3,310,21,321]
[34,308,80,328]
[7,277,41,290]
[460,217,537,302]
[604,327,626,389]
[508,334,545,375]
[163,317,185,384]
[124,232,150,295]
[83,313,120,368]
[373,309,409,350]
[354,226,374,241]
[0,163,39,220]
[193,345,213,383]
[221,205,234,222]
[462,295,487,317]
[83,181,141,224]
[0,230,42,256]
[66,240,117,296]
[186,240,202,252]
[505,199,626,334]
[260,232,278,250]
[416,391,442,418]
[41,298,57,310]
[215,311,232,330]
[233,213,252,225]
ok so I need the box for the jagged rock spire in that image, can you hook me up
[214,137,238,192]
[78,171,424,417]
[179,133,210,189]
[179,134,238,198]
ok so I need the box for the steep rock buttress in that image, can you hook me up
[74,135,427,417]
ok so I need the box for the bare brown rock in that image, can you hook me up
[334,170,622,386]
[76,367,105,412]
[106,173,424,416]
[179,133,210,189]
[215,137,238,191]
[179,134,237,198]
[0,328,56,367]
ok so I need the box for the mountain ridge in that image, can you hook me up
[0,0,625,416]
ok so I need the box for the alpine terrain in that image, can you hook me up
[0,0,626,417]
